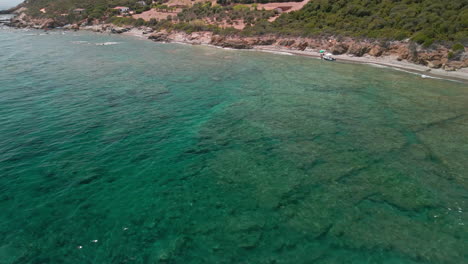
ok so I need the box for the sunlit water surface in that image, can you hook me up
[0,29,467,263]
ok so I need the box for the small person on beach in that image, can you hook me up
[320,53,323,60]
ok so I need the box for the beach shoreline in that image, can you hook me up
[117,29,468,83]
[252,46,468,83]
[3,22,467,83]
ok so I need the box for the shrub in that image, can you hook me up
[393,31,409,41]
[452,43,465,52]
[423,38,434,48]
[448,51,454,59]
[412,32,430,45]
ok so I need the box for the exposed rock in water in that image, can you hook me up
[111,27,130,34]
[63,24,80,31]
[40,18,61,29]
[148,32,169,42]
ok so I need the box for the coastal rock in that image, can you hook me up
[331,43,349,55]
[220,39,252,49]
[148,32,169,42]
[348,43,371,57]
[369,45,384,57]
[252,38,276,46]
[40,18,56,29]
[211,35,252,49]
[427,60,443,69]
[142,30,153,35]
[296,41,308,51]
[278,39,295,47]
[210,35,225,45]
[64,24,80,30]
[445,61,466,70]
[443,65,456,71]
[185,32,212,44]
[111,27,130,34]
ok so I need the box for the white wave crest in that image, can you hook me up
[95,42,120,46]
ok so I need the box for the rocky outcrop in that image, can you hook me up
[295,41,308,51]
[331,43,349,55]
[8,12,63,29]
[148,32,169,42]
[369,45,384,57]
[278,39,295,46]
[250,38,276,46]
[427,60,443,69]
[63,24,80,31]
[347,43,371,57]
[211,36,252,49]
[111,27,131,34]
[220,39,252,49]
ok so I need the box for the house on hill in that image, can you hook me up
[136,1,147,6]
[113,6,130,14]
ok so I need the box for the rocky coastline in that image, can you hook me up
[6,14,468,82]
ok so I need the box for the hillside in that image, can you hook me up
[268,0,468,44]
[7,0,468,45]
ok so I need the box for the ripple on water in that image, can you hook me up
[0,29,467,264]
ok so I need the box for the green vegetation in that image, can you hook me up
[24,0,152,18]
[452,43,465,52]
[18,0,468,46]
[268,0,467,43]
[448,51,455,59]
[177,2,274,27]
[108,15,240,35]
[217,0,302,5]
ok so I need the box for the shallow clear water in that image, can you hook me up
[0,29,467,264]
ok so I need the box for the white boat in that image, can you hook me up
[323,53,336,61]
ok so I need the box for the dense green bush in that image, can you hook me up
[217,0,302,5]
[448,51,455,59]
[270,0,467,43]
[21,0,468,45]
[412,32,435,48]
[177,2,274,27]
[452,43,465,52]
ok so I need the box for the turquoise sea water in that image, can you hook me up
[0,28,467,264]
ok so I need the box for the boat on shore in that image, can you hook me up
[323,53,336,61]
[319,50,336,61]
